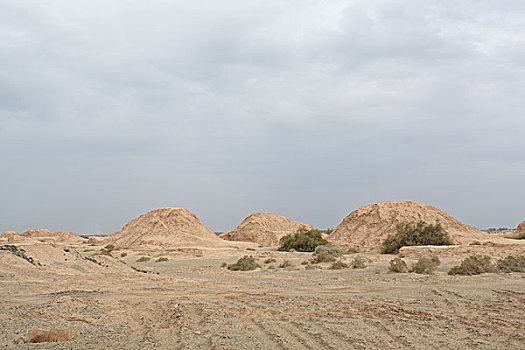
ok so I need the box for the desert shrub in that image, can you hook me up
[267,265,276,270]
[120,252,127,257]
[227,256,260,271]
[448,255,497,275]
[156,257,168,262]
[389,258,409,273]
[469,241,482,246]
[301,260,309,265]
[99,249,112,256]
[305,264,322,270]
[411,257,440,274]
[136,256,150,262]
[497,255,525,273]
[278,228,328,252]
[351,257,366,269]
[330,260,349,269]
[247,248,256,251]
[221,262,228,267]
[315,245,344,257]
[325,228,334,235]
[381,221,453,254]
[29,328,74,343]
[264,258,277,264]
[104,244,115,251]
[279,259,292,268]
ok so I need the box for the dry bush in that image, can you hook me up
[136,256,150,262]
[29,328,74,343]
[389,258,409,273]
[311,250,337,263]
[329,260,349,269]
[156,257,168,262]
[301,260,309,265]
[448,255,497,275]
[120,252,127,257]
[279,260,292,268]
[411,256,440,274]
[99,249,112,256]
[264,258,277,264]
[305,264,322,270]
[351,257,366,269]
[497,255,525,273]
[227,256,260,271]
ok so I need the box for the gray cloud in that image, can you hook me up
[1,0,524,234]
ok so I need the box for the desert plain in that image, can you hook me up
[1,201,524,349]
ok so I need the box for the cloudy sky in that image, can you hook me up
[1,0,524,234]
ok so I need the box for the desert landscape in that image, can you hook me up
[1,201,524,349]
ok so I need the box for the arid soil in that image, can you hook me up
[1,242,524,349]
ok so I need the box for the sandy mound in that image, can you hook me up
[106,208,228,248]
[19,229,85,244]
[219,212,313,246]
[327,201,491,252]
[517,221,525,232]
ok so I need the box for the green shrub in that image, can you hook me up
[227,256,260,271]
[264,258,277,264]
[381,221,453,254]
[389,258,409,273]
[497,255,525,273]
[311,246,343,264]
[278,228,328,252]
[411,257,440,274]
[136,256,150,262]
[448,255,497,275]
[351,257,366,269]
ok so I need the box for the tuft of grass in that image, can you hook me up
[329,260,349,270]
[156,257,169,262]
[411,256,440,274]
[29,328,74,343]
[389,258,409,273]
[448,255,497,275]
[497,255,525,273]
[227,256,260,271]
[351,257,366,269]
[382,221,452,254]
[136,256,151,262]
[264,258,277,264]
[279,260,293,268]
[278,228,328,252]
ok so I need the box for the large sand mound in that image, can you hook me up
[106,208,227,248]
[327,201,490,252]
[219,212,313,246]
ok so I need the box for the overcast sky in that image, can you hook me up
[1,0,524,235]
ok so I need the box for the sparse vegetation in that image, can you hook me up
[411,256,440,274]
[329,260,349,269]
[120,252,127,257]
[99,249,112,256]
[104,244,115,251]
[351,257,366,269]
[448,255,497,275]
[278,228,328,252]
[221,262,228,267]
[381,221,453,254]
[389,258,409,273]
[29,328,74,343]
[301,260,309,265]
[470,241,482,246]
[497,255,525,273]
[227,256,260,271]
[279,259,293,268]
[247,248,256,251]
[325,228,334,235]
[345,248,358,254]
[305,264,322,270]
[264,258,277,264]
[136,256,151,262]
[156,257,168,262]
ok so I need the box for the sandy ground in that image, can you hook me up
[1,245,524,349]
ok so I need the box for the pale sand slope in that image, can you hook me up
[0,243,524,349]
[220,212,313,246]
[106,208,236,249]
[328,201,494,252]
[0,229,84,245]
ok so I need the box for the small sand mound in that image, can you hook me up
[106,208,227,248]
[20,229,84,244]
[219,212,313,246]
[327,201,490,252]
